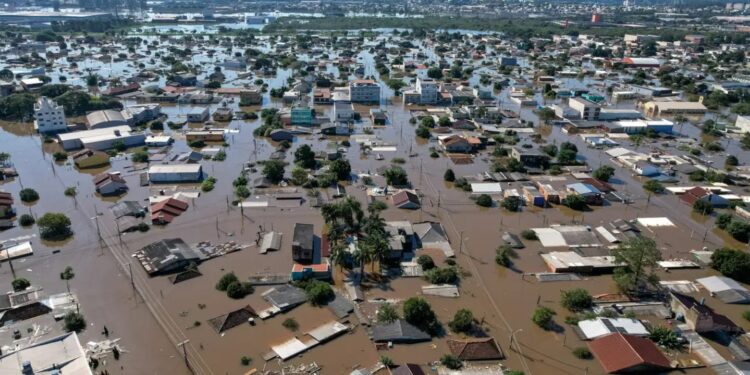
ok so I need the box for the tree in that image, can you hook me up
[427,67,443,79]
[377,303,399,323]
[563,194,586,210]
[424,267,458,284]
[438,116,452,127]
[557,149,577,164]
[501,197,520,211]
[60,266,75,293]
[692,199,713,215]
[440,355,462,370]
[717,213,734,230]
[19,188,39,203]
[291,166,308,186]
[380,355,394,368]
[12,278,30,292]
[643,180,664,193]
[648,326,682,349]
[593,165,615,182]
[495,245,515,267]
[417,255,435,271]
[403,297,438,334]
[711,247,750,283]
[294,144,316,169]
[444,169,455,182]
[303,280,334,306]
[64,187,76,198]
[19,214,35,227]
[262,160,285,183]
[448,309,474,333]
[329,159,351,181]
[53,151,68,162]
[475,194,493,207]
[215,272,239,291]
[420,116,436,128]
[226,281,254,299]
[37,213,72,240]
[132,150,149,163]
[415,126,431,138]
[572,347,592,359]
[612,237,662,295]
[560,288,592,312]
[521,229,537,240]
[537,107,556,124]
[532,306,556,329]
[384,166,408,186]
[63,311,86,333]
[727,220,750,243]
[726,155,739,168]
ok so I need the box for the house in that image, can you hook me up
[697,276,750,304]
[93,172,127,196]
[447,338,504,361]
[186,130,225,143]
[135,238,202,275]
[291,262,331,281]
[588,333,671,374]
[212,107,233,122]
[679,187,729,208]
[372,319,430,343]
[569,97,601,120]
[0,192,14,219]
[292,223,314,264]
[291,107,316,126]
[148,164,203,183]
[370,109,387,125]
[71,149,109,169]
[440,135,472,153]
[577,318,649,340]
[523,186,545,207]
[333,102,355,122]
[239,87,262,105]
[187,107,210,123]
[173,73,197,87]
[207,306,258,333]
[392,190,421,209]
[33,96,67,133]
[670,292,741,333]
[566,183,604,205]
[537,183,561,204]
[391,364,426,375]
[622,57,662,68]
[313,88,332,104]
[0,332,92,375]
[632,161,660,177]
[150,197,189,224]
[511,147,550,168]
[104,82,140,96]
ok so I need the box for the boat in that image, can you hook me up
[375,154,384,160]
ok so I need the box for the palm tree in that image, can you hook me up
[60,266,75,293]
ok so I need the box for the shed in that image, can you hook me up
[260,231,282,254]
[697,276,750,304]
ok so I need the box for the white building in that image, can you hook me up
[735,115,750,133]
[34,96,67,133]
[187,107,209,123]
[349,80,380,103]
[148,164,203,183]
[416,77,439,104]
[333,102,355,121]
[57,126,145,151]
[87,109,129,129]
[568,97,601,120]
[578,318,649,340]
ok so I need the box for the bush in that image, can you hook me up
[444,169,455,182]
[501,197,520,211]
[475,194,493,207]
[189,140,206,148]
[240,356,252,366]
[304,280,334,306]
[384,166,409,186]
[711,247,750,283]
[692,199,713,215]
[377,303,399,323]
[201,177,216,192]
[572,347,592,359]
[495,245,515,267]
[448,309,474,333]
[417,255,435,271]
[560,288,593,312]
[643,180,664,193]
[424,267,458,284]
[380,355,394,368]
[648,326,682,349]
[440,355,462,370]
[132,150,149,163]
[521,229,537,240]
[226,281,254,299]
[593,165,615,182]
[53,151,68,161]
[717,213,733,230]
[12,278,30,291]
[282,318,299,331]
[19,214,35,227]
[37,212,72,240]
[19,188,39,203]
[216,272,239,291]
[63,311,86,333]
[532,306,556,329]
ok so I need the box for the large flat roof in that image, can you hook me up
[148,164,202,174]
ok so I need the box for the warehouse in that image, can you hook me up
[87,109,130,129]
[148,164,203,183]
[57,126,145,151]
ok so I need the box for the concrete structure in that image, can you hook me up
[670,292,740,333]
[291,107,315,126]
[333,102,355,122]
[643,101,707,116]
[240,87,263,105]
[735,115,750,133]
[578,318,649,340]
[33,96,67,133]
[416,77,439,104]
[148,164,203,183]
[87,109,129,129]
[0,332,92,375]
[349,80,380,103]
[187,107,210,123]
[57,126,145,151]
[292,223,314,263]
[569,97,601,120]
[0,11,110,24]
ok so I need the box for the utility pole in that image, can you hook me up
[178,339,191,371]
[459,231,464,254]
[128,263,136,299]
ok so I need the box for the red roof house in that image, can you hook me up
[588,333,671,373]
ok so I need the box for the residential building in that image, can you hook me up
[566,183,604,205]
[148,164,203,183]
[212,107,233,122]
[135,238,203,275]
[622,57,662,68]
[392,190,421,209]
[313,88,332,105]
[333,102,355,122]
[187,107,210,123]
[643,100,707,116]
[292,223,314,264]
[569,97,601,120]
[186,130,225,143]
[577,318,649,340]
[588,333,671,374]
[446,338,504,361]
[33,96,67,133]
[290,262,331,281]
[349,79,380,103]
[669,292,741,333]
[511,146,550,168]
[679,187,729,209]
[239,87,262,105]
[439,135,472,153]
[736,115,750,133]
[416,77,439,104]
[93,172,128,196]
[0,332,92,375]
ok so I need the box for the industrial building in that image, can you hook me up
[57,126,145,151]
[148,164,203,183]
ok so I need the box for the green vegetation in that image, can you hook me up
[612,237,661,295]
[60,266,75,293]
[495,245,515,267]
[501,197,520,211]
[63,311,86,333]
[37,212,72,240]
[475,194,493,207]
[328,159,351,181]
[53,151,68,162]
[19,188,39,203]
[403,297,439,335]
[302,280,334,306]
[294,144,316,169]
[648,326,682,349]
[380,355,394,368]
[532,306,556,329]
[692,199,713,215]
[572,347,592,359]
[132,150,149,163]
[716,215,750,243]
[64,187,76,198]
[240,356,252,366]
[54,91,122,116]
[443,169,455,182]
[521,229,537,240]
[417,255,435,271]
[593,165,615,182]
[448,308,474,333]
[18,214,35,227]
[377,303,400,324]
[201,176,216,192]
[12,277,30,291]
[282,318,299,331]
[384,166,409,186]
[711,248,750,283]
[424,267,458,284]
[560,288,592,312]
[562,194,586,211]
[262,160,286,184]
[0,93,36,120]
[643,180,664,193]
[440,354,463,370]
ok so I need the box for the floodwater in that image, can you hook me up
[0,27,746,375]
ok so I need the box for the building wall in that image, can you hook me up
[34,97,67,133]
[349,83,380,103]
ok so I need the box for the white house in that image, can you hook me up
[736,115,750,133]
[34,96,67,133]
[187,107,209,123]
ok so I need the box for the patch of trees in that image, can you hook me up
[711,247,750,283]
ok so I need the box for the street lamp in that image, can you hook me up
[177,339,191,370]
[509,328,523,352]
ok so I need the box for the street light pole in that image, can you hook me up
[178,339,191,371]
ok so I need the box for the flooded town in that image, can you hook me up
[5,1,750,374]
